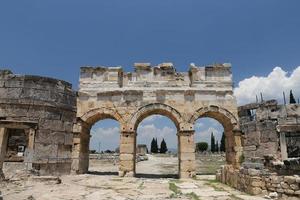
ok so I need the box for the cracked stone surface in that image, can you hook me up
[0,155,266,200]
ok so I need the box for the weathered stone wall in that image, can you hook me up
[218,100,300,197]
[74,62,242,178]
[217,165,300,198]
[0,70,76,177]
[239,100,300,161]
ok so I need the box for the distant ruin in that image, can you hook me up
[217,100,300,197]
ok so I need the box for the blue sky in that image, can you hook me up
[1,1,300,150]
[1,1,300,87]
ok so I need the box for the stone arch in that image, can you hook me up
[189,105,242,166]
[80,107,126,127]
[189,105,239,131]
[72,107,124,174]
[129,103,184,131]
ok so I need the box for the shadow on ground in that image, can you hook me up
[87,171,119,176]
[135,173,178,179]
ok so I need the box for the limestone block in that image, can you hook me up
[281,182,290,189]
[284,176,297,184]
[119,153,134,161]
[180,160,195,172]
[290,184,299,191]
[120,144,135,154]
[248,186,262,195]
[119,160,134,171]
[64,133,73,145]
[284,189,295,195]
[179,152,195,161]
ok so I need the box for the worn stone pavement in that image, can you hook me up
[0,155,266,200]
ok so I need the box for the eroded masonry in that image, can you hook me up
[73,63,241,178]
[0,63,299,197]
[217,100,300,197]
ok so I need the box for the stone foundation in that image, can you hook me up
[217,165,300,198]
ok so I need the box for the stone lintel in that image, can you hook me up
[276,124,300,132]
[0,120,38,129]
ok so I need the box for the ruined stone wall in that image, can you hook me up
[218,100,300,197]
[0,70,76,176]
[217,165,300,198]
[238,100,300,161]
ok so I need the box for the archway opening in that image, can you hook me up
[88,119,120,175]
[135,114,178,178]
[194,117,226,175]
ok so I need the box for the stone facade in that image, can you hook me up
[72,62,242,178]
[0,70,76,179]
[239,100,300,162]
[217,100,300,198]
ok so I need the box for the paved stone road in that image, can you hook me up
[0,155,266,200]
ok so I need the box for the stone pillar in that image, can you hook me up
[0,128,8,180]
[280,132,288,160]
[225,129,243,168]
[119,131,136,177]
[71,121,90,174]
[178,130,195,179]
[24,128,35,170]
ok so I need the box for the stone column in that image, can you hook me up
[0,128,8,180]
[280,132,288,160]
[71,121,90,174]
[24,128,35,170]
[178,130,195,179]
[119,131,136,177]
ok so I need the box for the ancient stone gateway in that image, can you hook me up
[72,63,243,178]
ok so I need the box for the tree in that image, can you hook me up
[210,133,215,152]
[290,90,297,104]
[220,132,226,152]
[215,141,219,152]
[160,138,168,153]
[196,142,208,152]
[155,138,158,153]
[151,138,158,153]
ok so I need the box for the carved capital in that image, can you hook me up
[177,130,195,137]
[120,131,136,136]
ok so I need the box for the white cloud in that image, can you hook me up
[90,127,120,151]
[142,115,163,123]
[137,123,176,149]
[195,122,204,129]
[234,66,300,105]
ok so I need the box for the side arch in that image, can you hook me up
[189,105,239,131]
[129,103,184,131]
[189,105,242,166]
[80,107,126,127]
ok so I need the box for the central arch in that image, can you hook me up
[130,103,184,131]
[124,103,185,178]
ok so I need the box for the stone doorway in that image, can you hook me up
[0,121,37,180]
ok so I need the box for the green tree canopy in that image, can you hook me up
[220,132,226,152]
[290,90,297,104]
[210,132,215,152]
[150,138,158,153]
[160,138,168,153]
[196,142,208,152]
[215,140,219,152]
